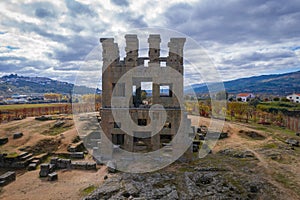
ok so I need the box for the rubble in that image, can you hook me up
[13,132,23,139]
[285,138,299,147]
[84,171,270,200]
[35,115,53,121]
[0,137,8,145]
[53,120,65,128]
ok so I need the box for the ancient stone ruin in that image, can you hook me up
[98,34,194,162]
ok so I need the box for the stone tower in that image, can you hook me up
[99,34,191,157]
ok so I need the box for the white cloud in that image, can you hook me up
[0,0,299,88]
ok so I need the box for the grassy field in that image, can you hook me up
[257,101,300,112]
[0,103,69,111]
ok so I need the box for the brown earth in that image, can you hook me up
[1,115,300,199]
[189,115,300,199]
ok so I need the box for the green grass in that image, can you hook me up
[81,185,97,196]
[0,103,69,111]
[42,123,73,136]
[257,101,300,113]
[5,152,19,158]
[274,172,300,196]
[263,143,278,149]
[249,122,295,136]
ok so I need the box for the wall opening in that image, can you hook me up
[144,59,149,67]
[160,85,172,97]
[138,119,147,126]
[160,135,172,144]
[112,134,124,145]
[113,122,121,128]
[161,61,166,67]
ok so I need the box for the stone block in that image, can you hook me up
[39,164,50,177]
[48,172,58,181]
[28,163,37,171]
[71,162,87,170]
[70,152,84,159]
[0,171,16,186]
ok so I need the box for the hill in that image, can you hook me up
[188,70,300,95]
[0,74,97,96]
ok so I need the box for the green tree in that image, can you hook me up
[141,90,147,101]
[249,98,261,108]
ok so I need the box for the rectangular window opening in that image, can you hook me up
[138,119,147,126]
[144,59,149,67]
[160,135,172,144]
[160,85,171,97]
[112,134,124,145]
[164,122,171,129]
[161,61,166,67]
[114,122,121,128]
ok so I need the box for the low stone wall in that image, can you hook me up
[70,152,84,159]
[0,152,32,168]
[50,157,71,169]
[0,171,16,186]
[39,157,97,179]
[71,162,97,170]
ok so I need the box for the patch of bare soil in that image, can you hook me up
[0,166,108,200]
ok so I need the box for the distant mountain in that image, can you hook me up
[187,70,300,96]
[0,74,98,96]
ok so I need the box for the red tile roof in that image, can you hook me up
[237,93,252,97]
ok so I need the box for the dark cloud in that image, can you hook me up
[111,0,129,7]
[116,12,147,28]
[65,0,98,17]
[164,0,300,44]
[0,0,299,84]
[22,2,58,19]
[0,56,27,62]
[35,8,55,18]
[53,35,97,62]
[222,50,296,66]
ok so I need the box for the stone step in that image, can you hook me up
[30,159,41,165]
[28,163,37,171]
[17,152,29,159]
[20,153,33,161]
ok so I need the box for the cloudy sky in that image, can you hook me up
[0,0,300,87]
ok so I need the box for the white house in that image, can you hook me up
[236,93,255,102]
[286,93,300,103]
